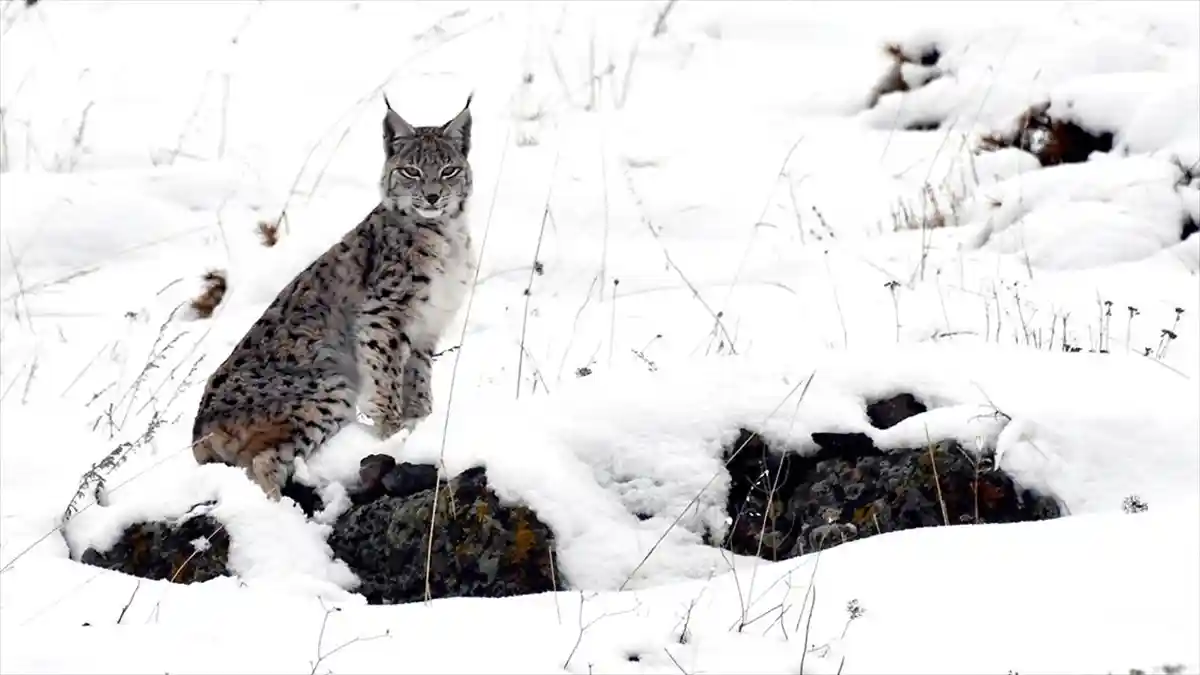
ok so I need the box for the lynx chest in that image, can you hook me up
[405,221,474,347]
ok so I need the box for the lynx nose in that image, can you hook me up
[424,193,440,206]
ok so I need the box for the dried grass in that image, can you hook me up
[189,270,227,319]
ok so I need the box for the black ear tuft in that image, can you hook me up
[441,93,474,156]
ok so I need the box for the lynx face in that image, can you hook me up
[380,96,473,219]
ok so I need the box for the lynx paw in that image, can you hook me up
[248,450,291,500]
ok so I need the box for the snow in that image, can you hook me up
[961,155,1193,269]
[1,503,1195,674]
[2,1,1198,673]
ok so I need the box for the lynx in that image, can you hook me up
[192,95,476,499]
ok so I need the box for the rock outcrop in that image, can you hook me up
[79,508,229,584]
[77,457,558,605]
[327,457,558,605]
[720,394,1062,559]
[79,394,1061,600]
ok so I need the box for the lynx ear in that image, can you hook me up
[440,93,473,156]
[383,95,415,155]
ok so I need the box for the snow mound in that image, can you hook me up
[65,462,359,596]
[59,344,1199,595]
[961,155,1192,269]
[3,492,1195,675]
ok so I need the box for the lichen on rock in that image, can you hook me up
[77,458,558,605]
[327,461,558,605]
[79,511,229,584]
[720,395,1063,561]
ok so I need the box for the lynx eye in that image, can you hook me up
[440,166,461,179]
[398,166,422,180]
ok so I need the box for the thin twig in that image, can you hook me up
[622,169,738,353]
[169,524,225,583]
[309,601,391,675]
[717,134,807,325]
[651,0,680,37]
[925,430,949,526]
[799,585,818,675]
[563,592,642,669]
[116,580,141,624]
[664,647,689,675]
[516,148,561,400]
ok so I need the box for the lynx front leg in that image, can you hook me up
[399,345,434,433]
[356,327,411,440]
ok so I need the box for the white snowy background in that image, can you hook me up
[1,1,1198,673]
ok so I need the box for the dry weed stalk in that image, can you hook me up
[63,412,167,522]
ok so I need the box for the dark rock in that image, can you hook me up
[1042,119,1114,166]
[351,453,397,505]
[79,512,229,583]
[1182,212,1197,242]
[810,432,878,457]
[722,429,1062,560]
[379,462,440,499]
[328,465,558,605]
[866,393,927,429]
[360,453,397,484]
[904,119,942,132]
[867,43,943,109]
[981,102,1115,168]
[351,454,439,505]
[281,480,324,518]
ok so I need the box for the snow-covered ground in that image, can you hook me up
[1,1,1198,673]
